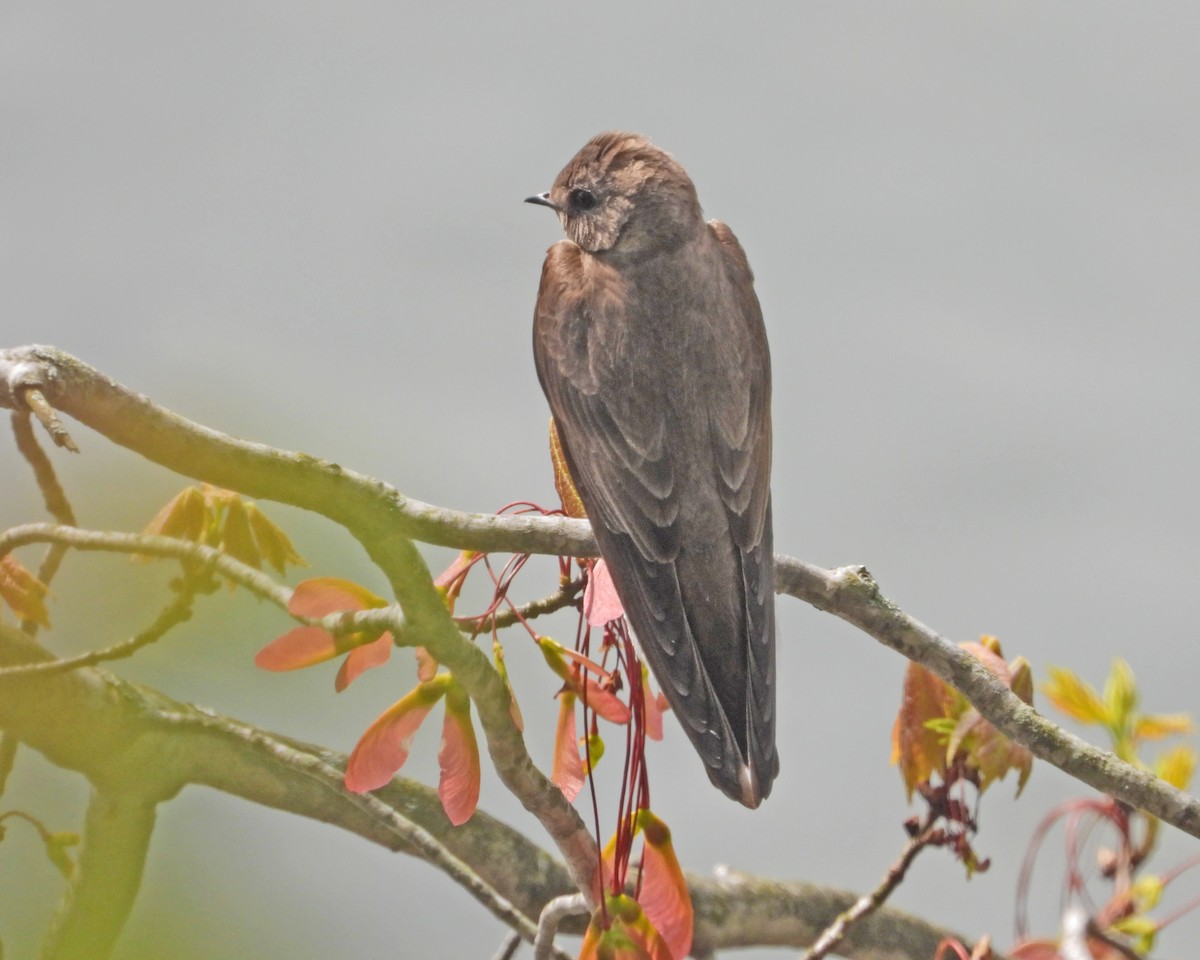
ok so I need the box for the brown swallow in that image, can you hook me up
[527,132,777,807]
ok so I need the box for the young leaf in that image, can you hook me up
[344,680,447,793]
[0,556,50,627]
[493,640,524,732]
[415,646,439,683]
[947,709,1032,796]
[1154,744,1197,790]
[1103,658,1139,724]
[1043,666,1108,725]
[609,894,675,960]
[581,675,633,726]
[141,486,207,543]
[584,558,625,626]
[334,633,394,691]
[642,666,667,741]
[892,660,954,799]
[287,577,387,617]
[219,496,262,569]
[539,638,632,725]
[579,895,673,960]
[635,810,694,960]
[43,830,80,880]
[433,550,479,614]
[438,680,480,825]
[245,501,305,573]
[255,626,345,672]
[1135,713,1193,741]
[584,731,605,768]
[551,692,586,801]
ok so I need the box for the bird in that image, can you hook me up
[526,132,777,807]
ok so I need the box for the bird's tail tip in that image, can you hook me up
[736,762,773,809]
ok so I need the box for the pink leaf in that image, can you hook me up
[551,692,586,801]
[255,626,341,671]
[635,810,694,960]
[642,666,665,741]
[334,632,393,691]
[538,638,630,724]
[415,646,438,683]
[344,682,445,793]
[433,550,479,614]
[438,681,480,825]
[582,676,632,725]
[287,576,386,617]
[584,559,625,626]
[554,642,615,679]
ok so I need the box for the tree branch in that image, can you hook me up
[0,622,961,959]
[38,789,156,960]
[3,345,1194,846]
[0,345,601,896]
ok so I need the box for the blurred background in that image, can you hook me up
[2,2,1199,957]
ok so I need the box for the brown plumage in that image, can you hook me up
[527,132,777,807]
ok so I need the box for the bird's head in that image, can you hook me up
[526,131,703,257]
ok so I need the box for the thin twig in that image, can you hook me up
[11,412,76,527]
[0,525,293,604]
[490,932,523,960]
[801,825,940,960]
[0,524,412,677]
[17,386,78,452]
[458,577,584,634]
[533,893,589,960]
[0,586,197,678]
[11,411,76,634]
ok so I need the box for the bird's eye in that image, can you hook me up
[569,188,598,212]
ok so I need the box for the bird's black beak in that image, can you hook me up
[524,192,559,211]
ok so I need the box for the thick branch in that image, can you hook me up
[39,789,156,960]
[3,344,1198,954]
[0,623,959,959]
[0,345,599,894]
[4,345,1193,844]
[773,561,1200,838]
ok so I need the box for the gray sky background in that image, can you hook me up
[3,2,1199,957]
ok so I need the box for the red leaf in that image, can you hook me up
[580,897,665,960]
[287,577,386,617]
[334,632,393,691]
[437,681,480,825]
[892,660,955,799]
[584,558,625,626]
[642,666,665,741]
[344,682,445,793]
[635,810,694,960]
[255,626,342,671]
[538,638,631,725]
[551,692,586,801]
[554,643,614,679]
[433,550,479,614]
[582,675,633,725]
[415,646,439,683]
